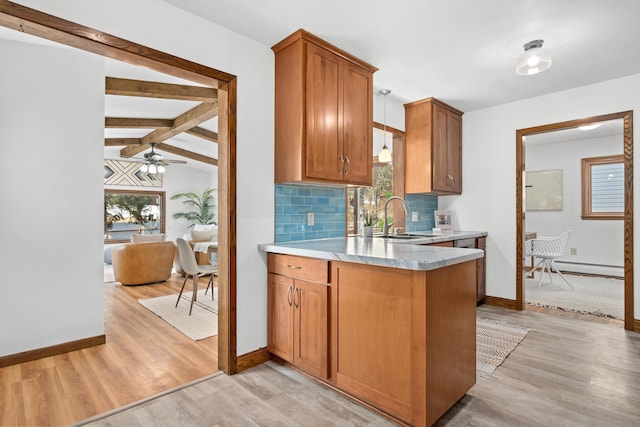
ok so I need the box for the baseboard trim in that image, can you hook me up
[0,335,106,368]
[237,347,270,372]
[483,296,517,310]
[634,319,640,333]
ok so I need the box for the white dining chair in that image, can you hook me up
[525,230,574,290]
[175,238,218,315]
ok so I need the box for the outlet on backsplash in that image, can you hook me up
[275,184,346,243]
[405,194,438,232]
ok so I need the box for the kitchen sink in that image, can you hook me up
[374,234,425,240]
[404,232,443,238]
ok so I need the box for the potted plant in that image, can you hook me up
[171,187,217,227]
[362,211,374,237]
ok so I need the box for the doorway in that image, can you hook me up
[0,2,238,371]
[515,111,634,330]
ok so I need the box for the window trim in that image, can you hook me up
[104,189,166,243]
[581,154,624,220]
[347,124,405,236]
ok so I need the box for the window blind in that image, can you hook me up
[591,163,624,212]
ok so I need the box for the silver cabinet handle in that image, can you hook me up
[293,287,299,308]
[344,155,350,175]
[339,155,344,174]
[287,285,293,306]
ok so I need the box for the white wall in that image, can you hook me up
[105,165,217,243]
[0,40,105,355]
[11,0,274,356]
[439,73,640,317]
[525,135,624,276]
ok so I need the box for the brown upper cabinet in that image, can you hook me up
[272,29,378,185]
[404,97,463,194]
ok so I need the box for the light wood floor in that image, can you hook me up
[0,274,218,427]
[78,305,640,427]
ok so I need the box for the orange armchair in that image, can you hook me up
[111,241,176,285]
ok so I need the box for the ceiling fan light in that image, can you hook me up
[516,40,551,76]
[140,164,148,173]
[148,164,158,174]
[157,165,166,173]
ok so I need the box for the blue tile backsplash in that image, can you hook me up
[405,194,438,232]
[275,184,346,243]
[275,184,438,242]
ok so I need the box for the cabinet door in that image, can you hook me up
[267,273,294,362]
[341,61,373,185]
[294,279,329,378]
[447,112,462,193]
[305,44,343,182]
[431,104,450,192]
[333,262,415,421]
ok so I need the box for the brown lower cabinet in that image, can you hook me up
[267,253,477,426]
[424,236,486,303]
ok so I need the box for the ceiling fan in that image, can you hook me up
[133,143,186,174]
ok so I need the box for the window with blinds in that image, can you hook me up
[581,155,624,219]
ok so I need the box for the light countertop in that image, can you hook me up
[259,231,486,271]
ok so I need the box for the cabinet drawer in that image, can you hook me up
[268,253,329,283]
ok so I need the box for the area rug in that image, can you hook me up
[477,319,528,375]
[138,289,218,340]
[525,273,624,319]
[104,265,115,283]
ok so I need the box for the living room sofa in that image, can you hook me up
[111,240,176,285]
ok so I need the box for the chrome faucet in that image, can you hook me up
[383,196,408,237]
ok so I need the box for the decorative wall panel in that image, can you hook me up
[104,159,162,187]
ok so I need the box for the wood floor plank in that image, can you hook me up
[0,274,218,426]
[84,305,640,427]
[4,280,640,426]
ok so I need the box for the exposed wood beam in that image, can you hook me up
[186,126,218,143]
[0,0,238,380]
[120,101,218,157]
[373,121,405,136]
[105,138,142,146]
[0,1,232,87]
[105,117,173,128]
[105,77,218,102]
[156,143,217,166]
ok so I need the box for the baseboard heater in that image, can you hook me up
[555,261,623,278]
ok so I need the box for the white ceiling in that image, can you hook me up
[0,26,217,171]
[2,1,638,166]
[525,118,623,146]
[164,0,640,112]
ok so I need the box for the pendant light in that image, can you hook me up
[516,40,551,75]
[378,89,392,163]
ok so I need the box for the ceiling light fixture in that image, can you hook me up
[516,39,551,76]
[378,89,392,163]
[578,123,601,131]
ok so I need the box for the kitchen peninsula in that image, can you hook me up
[259,236,484,426]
